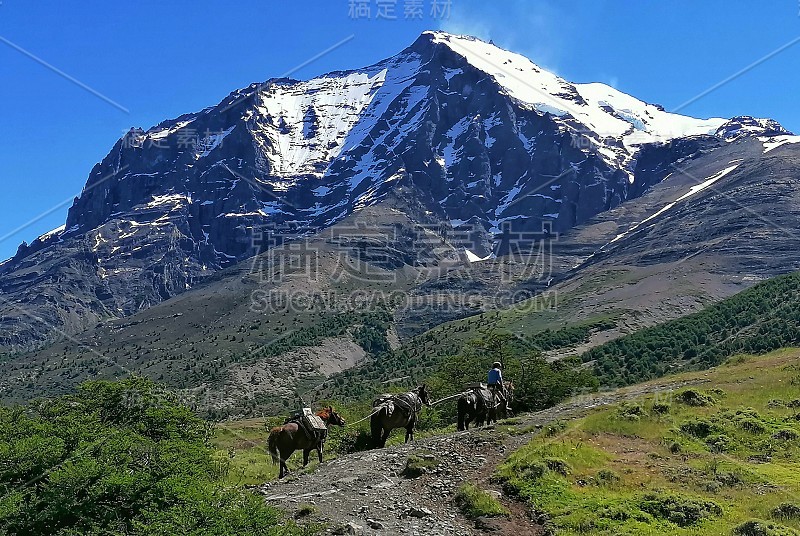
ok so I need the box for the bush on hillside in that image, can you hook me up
[0,377,307,536]
[637,492,722,527]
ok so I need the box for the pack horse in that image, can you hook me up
[268,406,346,479]
[370,385,431,448]
[457,381,514,431]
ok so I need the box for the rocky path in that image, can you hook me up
[258,380,705,535]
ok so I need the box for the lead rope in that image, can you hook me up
[345,405,385,427]
[429,392,469,406]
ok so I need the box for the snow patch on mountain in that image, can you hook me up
[761,135,800,154]
[675,164,739,201]
[464,248,493,262]
[575,83,725,145]
[251,70,387,176]
[148,119,196,140]
[36,225,66,242]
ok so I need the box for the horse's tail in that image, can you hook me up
[457,394,473,431]
[267,428,280,465]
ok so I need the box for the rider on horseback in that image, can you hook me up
[487,361,511,411]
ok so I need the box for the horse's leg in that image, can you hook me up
[406,417,416,443]
[317,442,323,463]
[371,414,384,449]
[458,399,470,432]
[380,427,389,448]
[302,449,311,467]
[279,447,289,479]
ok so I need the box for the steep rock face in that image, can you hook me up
[714,116,790,140]
[0,31,790,350]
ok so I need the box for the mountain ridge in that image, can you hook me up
[0,30,795,361]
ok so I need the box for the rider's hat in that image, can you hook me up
[492,361,502,368]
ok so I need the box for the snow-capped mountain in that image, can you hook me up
[0,31,792,349]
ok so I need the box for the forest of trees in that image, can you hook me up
[582,271,800,386]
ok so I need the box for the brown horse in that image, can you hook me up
[268,406,346,479]
[457,381,514,431]
[370,385,431,448]
[457,386,492,431]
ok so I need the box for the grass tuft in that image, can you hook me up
[294,504,318,519]
[402,453,438,478]
[454,483,510,519]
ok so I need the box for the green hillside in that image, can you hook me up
[583,271,800,387]
[496,348,800,535]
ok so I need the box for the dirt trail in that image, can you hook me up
[258,380,705,535]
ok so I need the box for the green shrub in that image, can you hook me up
[706,434,732,453]
[594,469,621,487]
[729,409,770,434]
[652,402,671,414]
[294,504,318,519]
[677,389,716,407]
[0,377,305,536]
[543,421,567,437]
[544,458,571,476]
[680,419,716,438]
[454,483,510,519]
[733,519,800,536]
[715,471,743,488]
[772,503,800,520]
[637,492,722,527]
[617,403,646,420]
[772,429,799,441]
[519,461,547,482]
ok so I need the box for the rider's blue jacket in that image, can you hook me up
[487,367,502,385]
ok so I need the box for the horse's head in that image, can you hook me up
[417,384,432,407]
[318,406,346,427]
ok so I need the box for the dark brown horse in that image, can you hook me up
[268,406,345,479]
[457,387,492,431]
[457,381,514,431]
[370,385,431,448]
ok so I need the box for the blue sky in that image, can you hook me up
[1,0,799,261]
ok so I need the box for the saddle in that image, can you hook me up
[373,392,421,419]
[288,408,328,442]
[474,387,494,409]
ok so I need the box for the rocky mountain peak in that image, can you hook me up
[0,31,793,350]
[714,115,792,140]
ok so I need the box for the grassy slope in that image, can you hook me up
[496,348,800,535]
